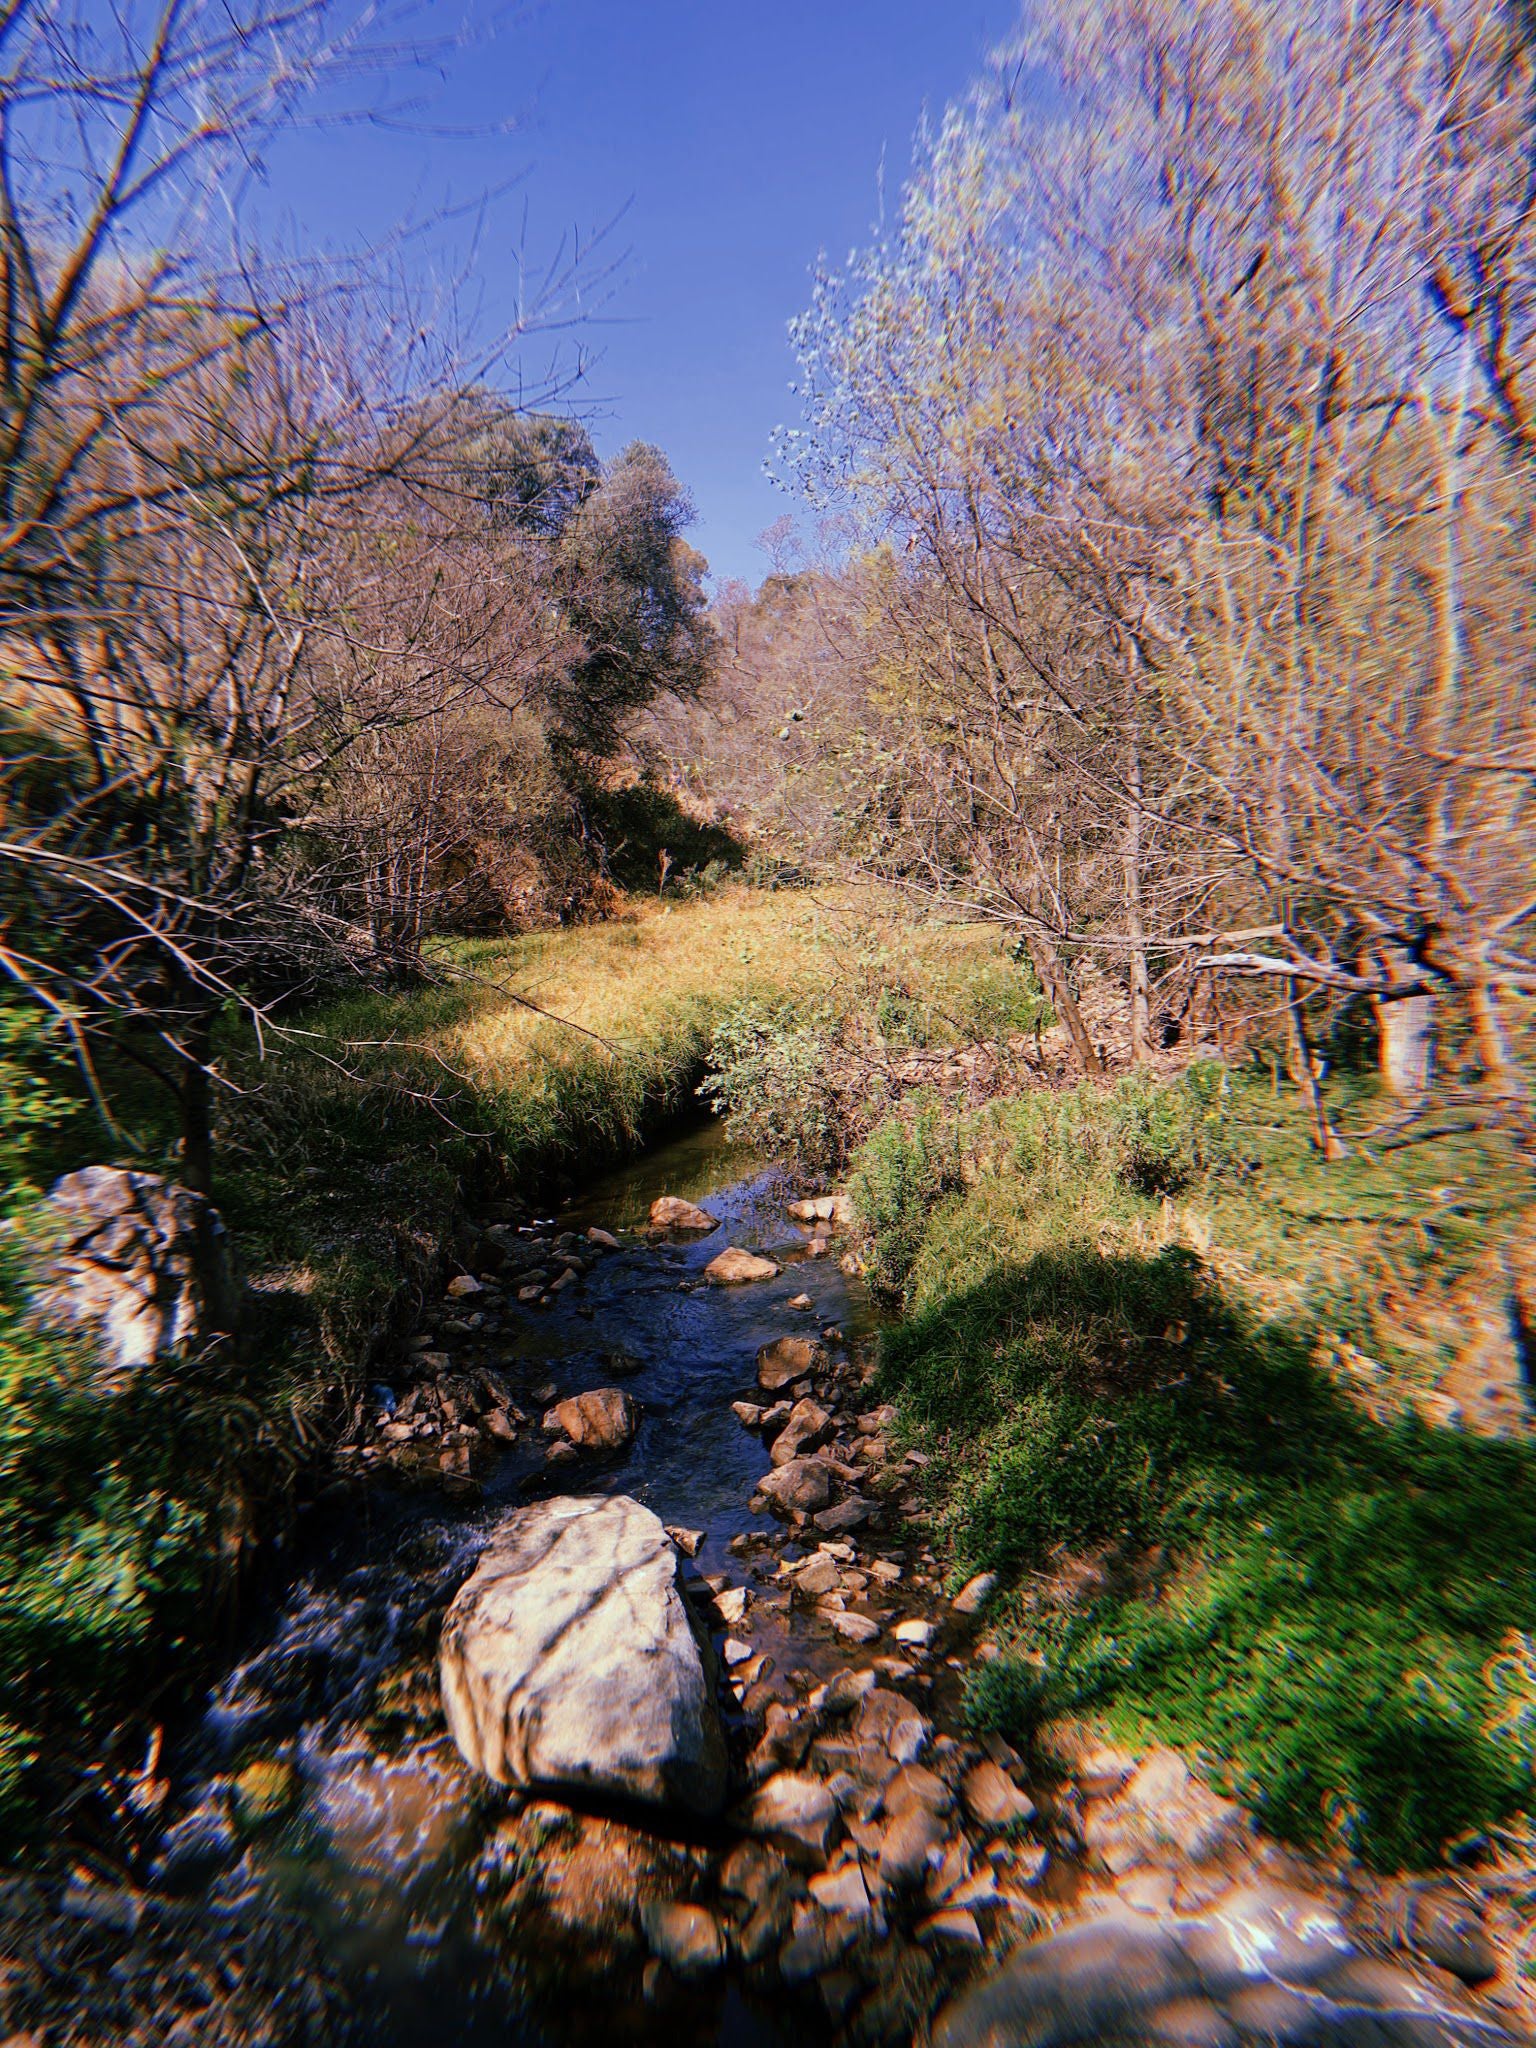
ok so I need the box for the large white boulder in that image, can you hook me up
[439,1495,727,1816]
[35,1166,242,1378]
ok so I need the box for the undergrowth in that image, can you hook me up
[859,1063,1536,1868]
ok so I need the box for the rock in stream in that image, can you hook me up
[440,1493,728,1816]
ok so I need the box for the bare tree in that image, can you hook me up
[782,0,1535,1128]
[0,0,592,1187]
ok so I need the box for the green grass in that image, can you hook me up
[860,1067,1536,1868]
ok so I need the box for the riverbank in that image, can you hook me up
[5,891,1535,2044]
[854,1068,1536,1889]
[0,884,986,1854]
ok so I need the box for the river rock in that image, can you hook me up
[34,1166,242,1377]
[640,1899,724,1978]
[788,1194,851,1225]
[952,1572,997,1615]
[545,1388,638,1452]
[815,1499,872,1534]
[961,1760,1036,1830]
[1086,1746,1246,1869]
[439,1495,727,1815]
[707,1247,780,1284]
[931,1880,1525,2048]
[1401,1884,1499,1986]
[879,1802,949,1888]
[650,1196,718,1232]
[757,1335,825,1390]
[735,1771,838,1865]
[856,1688,931,1764]
[770,1397,831,1465]
[756,1456,833,1515]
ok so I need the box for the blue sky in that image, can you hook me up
[258,0,1019,588]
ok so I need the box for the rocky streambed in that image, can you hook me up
[10,1122,1533,2048]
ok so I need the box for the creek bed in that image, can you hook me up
[169,1119,891,2046]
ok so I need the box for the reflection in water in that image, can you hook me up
[178,1119,872,2046]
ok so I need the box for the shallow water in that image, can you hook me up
[176,1119,877,2046]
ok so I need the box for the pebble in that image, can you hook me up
[961,1760,1036,1830]
[916,1908,982,1947]
[809,1863,873,1919]
[736,1773,839,1866]
[951,1572,997,1615]
[878,1803,949,1888]
[826,1610,880,1644]
[639,1900,724,1979]
[894,1618,937,1649]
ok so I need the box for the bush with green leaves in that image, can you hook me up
[0,1003,83,1204]
[700,999,855,1173]
[951,959,1053,1044]
[1102,1058,1238,1195]
[848,1096,967,1303]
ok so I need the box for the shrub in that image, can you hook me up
[700,999,852,1173]
[873,1066,1536,1869]
[849,1097,967,1303]
[1104,1059,1237,1196]
[951,958,1052,1044]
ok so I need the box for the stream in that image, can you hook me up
[33,1123,1533,2048]
[164,1119,893,2047]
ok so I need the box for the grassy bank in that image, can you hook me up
[855,1070,1536,1869]
[0,885,866,1851]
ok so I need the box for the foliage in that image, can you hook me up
[1102,1058,1239,1196]
[0,1229,312,1853]
[549,443,716,768]
[700,999,850,1175]
[848,1098,967,1302]
[0,890,852,1856]
[578,777,744,895]
[779,0,1536,1114]
[0,1006,83,1203]
[866,1065,1536,1867]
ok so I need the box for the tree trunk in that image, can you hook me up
[1464,968,1530,1118]
[1025,932,1103,1076]
[1288,978,1347,1160]
[1375,991,1436,1099]
[178,1014,215,1197]
[1123,745,1151,1064]
[1372,944,1435,1099]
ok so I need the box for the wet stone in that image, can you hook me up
[649,1196,718,1232]
[961,1759,1036,1830]
[758,1335,826,1391]
[735,1772,839,1867]
[757,1456,834,1516]
[878,1802,949,1889]
[639,1900,724,1979]
[439,1494,727,1816]
[706,1247,780,1285]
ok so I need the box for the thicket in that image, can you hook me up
[700,926,1051,1173]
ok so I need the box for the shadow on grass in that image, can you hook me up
[879,1243,1536,1868]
